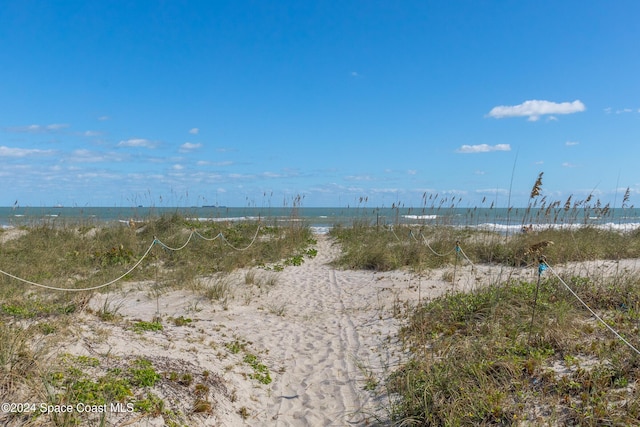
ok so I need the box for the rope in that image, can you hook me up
[154,231,195,251]
[216,225,262,251]
[193,230,222,242]
[0,224,262,292]
[418,233,456,257]
[456,245,475,270]
[0,239,157,292]
[542,261,640,357]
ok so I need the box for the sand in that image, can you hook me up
[44,234,640,426]
[69,235,418,426]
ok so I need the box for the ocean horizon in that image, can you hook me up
[2,205,640,235]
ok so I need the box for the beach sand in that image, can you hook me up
[45,234,640,426]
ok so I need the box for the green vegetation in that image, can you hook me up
[330,214,640,425]
[331,223,640,271]
[386,273,640,425]
[243,353,272,385]
[3,194,640,425]
[132,320,164,333]
[0,212,310,425]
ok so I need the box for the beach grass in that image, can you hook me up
[0,213,313,426]
[330,222,640,271]
[387,272,640,425]
[330,217,640,425]
[2,203,640,425]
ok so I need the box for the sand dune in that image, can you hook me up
[56,233,625,426]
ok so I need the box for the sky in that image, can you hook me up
[1,1,639,208]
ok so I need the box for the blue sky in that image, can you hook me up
[1,1,639,208]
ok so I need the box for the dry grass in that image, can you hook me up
[0,213,313,426]
[331,216,640,426]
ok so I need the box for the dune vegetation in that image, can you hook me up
[0,214,314,426]
[1,194,640,425]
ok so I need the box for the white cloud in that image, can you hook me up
[189,128,199,134]
[82,130,102,137]
[456,143,511,153]
[7,123,70,133]
[172,164,184,170]
[117,138,156,148]
[69,149,122,163]
[371,188,401,194]
[565,141,579,146]
[179,142,202,152]
[0,146,54,157]
[228,173,255,179]
[345,175,373,181]
[476,188,510,196]
[562,162,577,168]
[487,100,585,121]
[98,116,110,121]
[197,160,233,167]
[407,170,417,175]
[262,172,282,178]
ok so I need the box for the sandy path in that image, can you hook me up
[66,233,581,426]
[208,235,407,425]
[65,234,417,426]
[264,237,367,425]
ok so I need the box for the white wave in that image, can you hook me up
[402,214,437,220]
[473,222,640,233]
[188,216,261,222]
[310,226,331,234]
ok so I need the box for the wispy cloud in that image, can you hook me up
[487,100,585,121]
[562,162,577,168]
[117,138,156,148]
[262,171,282,178]
[565,141,579,146]
[228,173,255,180]
[69,149,122,163]
[6,123,70,133]
[189,128,199,134]
[345,174,373,181]
[197,160,233,167]
[456,143,511,153]
[0,146,55,157]
[82,130,103,137]
[179,142,202,152]
[476,188,510,196]
[604,107,640,115]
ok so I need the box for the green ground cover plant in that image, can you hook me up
[388,272,640,425]
[0,212,311,425]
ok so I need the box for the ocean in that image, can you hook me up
[2,205,640,235]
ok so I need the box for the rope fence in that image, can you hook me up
[2,222,639,356]
[0,225,261,292]
[406,227,640,356]
[543,260,640,357]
